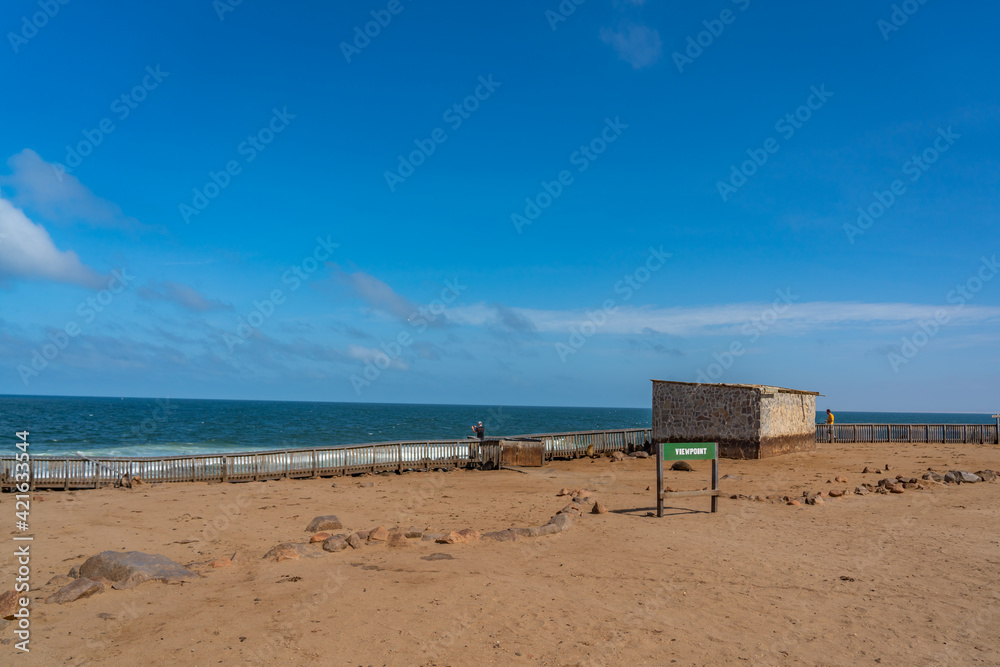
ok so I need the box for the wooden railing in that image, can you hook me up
[519,429,652,460]
[815,423,999,444]
[8,423,993,490]
[0,428,654,491]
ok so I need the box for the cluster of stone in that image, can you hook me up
[261,492,611,563]
[774,466,998,506]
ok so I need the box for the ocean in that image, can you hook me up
[0,395,994,458]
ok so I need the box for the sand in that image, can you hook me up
[4,439,1000,666]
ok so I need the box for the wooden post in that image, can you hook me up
[993,415,999,445]
[710,452,719,514]
[656,441,664,518]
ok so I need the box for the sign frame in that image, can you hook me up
[655,442,720,517]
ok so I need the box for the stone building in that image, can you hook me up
[652,380,820,459]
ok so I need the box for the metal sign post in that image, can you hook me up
[656,442,719,517]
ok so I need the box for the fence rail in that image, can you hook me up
[815,423,999,444]
[1,429,653,491]
[4,424,995,490]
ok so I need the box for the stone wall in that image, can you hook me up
[652,382,761,458]
[652,381,818,459]
[759,391,817,457]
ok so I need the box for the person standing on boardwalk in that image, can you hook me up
[471,421,485,439]
[826,409,835,424]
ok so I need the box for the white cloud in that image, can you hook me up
[447,301,1000,337]
[0,149,142,231]
[0,196,105,288]
[600,22,662,69]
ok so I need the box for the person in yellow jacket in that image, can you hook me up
[826,409,835,424]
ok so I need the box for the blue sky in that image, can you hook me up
[1,0,998,411]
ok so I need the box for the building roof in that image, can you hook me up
[650,379,821,396]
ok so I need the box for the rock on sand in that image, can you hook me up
[80,551,199,590]
[46,578,105,605]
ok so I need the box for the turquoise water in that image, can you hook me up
[0,395,992,457]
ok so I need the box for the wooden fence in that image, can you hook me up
[0,428,653,491]
[5,424,995,490]
[815,423,999,444]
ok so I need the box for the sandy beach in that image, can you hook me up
[4,438,999,666]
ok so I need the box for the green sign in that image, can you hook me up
[662,442,716,461]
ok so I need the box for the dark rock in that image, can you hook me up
[671,461,694,472]
[387,533,410,548]
[547,513,574,532]
[420,553,454,561]
[68,566,80,578]
[322,536,349,552]
[404,527,423,539]
[45,578,104,604]
[80,551,199,590]
[347,533,364,549]
[305,515,343,532]
[854,486,869,496]
[923,471,945,482]
[945,471,981,483]
[976,470,997,482]
[592,502,609,514]
[482,529,519,542]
